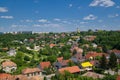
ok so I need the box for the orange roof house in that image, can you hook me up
[22,68,42,77]
[40,61,51,70]
[22,68,41,74]
[84,35,96,41]
[85,52,107,59]
[58,66,80,74]
[49,44,56,48]
[2,60,17,68]
[1,60,17,73]
[0,73,14,80]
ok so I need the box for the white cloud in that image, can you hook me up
[83,14,97,20]
[54,18,61,21]
[69,4,73,8]
[34,23,61,28]
[0,16,13,19]
[80,22,88,24]
[89,0,115,7]
[62,21,71,24]
[0,7,8,12]
[11,24,27,28]
[38,19,48,23]
[108,14,119,18]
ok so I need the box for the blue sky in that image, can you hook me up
[0,0,120,32]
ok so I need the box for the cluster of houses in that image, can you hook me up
[1,33,120,80]
[1,46,120,80]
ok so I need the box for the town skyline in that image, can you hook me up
[0,0,120,32]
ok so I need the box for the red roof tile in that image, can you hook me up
[2,60,17,68]
[0,73,14,80]
[40,61,51,69]
[49,44,56,48]
[59,66,80,74]
[22,68,41,74]
[85,52,106,59]
[112,49,120,54]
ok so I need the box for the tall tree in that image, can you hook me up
[109,53,117,69]
[100,54,107,69]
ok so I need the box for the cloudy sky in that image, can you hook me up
[0,0,120,32]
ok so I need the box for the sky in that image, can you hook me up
[0,0,120,32]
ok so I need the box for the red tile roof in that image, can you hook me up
[2,60,17,68]
[57,57,63,62]
[40,61,51,69]
[0,73,14,80]
[22,68,41,74]
[112,49,120,54]
[117,75,120,80]
[59,66,80,74]
[85,52,106,59]
[49,44,56,48]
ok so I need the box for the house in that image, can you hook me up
[90,60,99,67]
[58,66,80,74]
[54,57,70,69]
[7,49,16,56]
[82,72,104,79]
[84,35,96,41]
[85,51,106,60]
[54,60,69,69]
[49,44,56,48]
[0,73,14,80]
[71,53,85,63]
[81,62,93,71]
[39,61,51,70]
[1,60,17,73]
[111,49,120,58]
[22,68,42,77]
[70,46,83,55]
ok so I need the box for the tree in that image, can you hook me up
[48,55,57,63]
[100,54,107,69]
[109,53,117,69]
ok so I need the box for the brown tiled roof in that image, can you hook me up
[59,66,80,74]
[49,44,56,48]
[2,60,17,68]
[57,57,63,62]
[82,72,104,79]
[0,73,14,80]
[112,49,120,53]
[22,68,41,74]
[85,52,106,59]
[117,75,120,80]
[40,61,51,69]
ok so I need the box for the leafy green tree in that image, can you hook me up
[100,54,107,69]
[109,53,117,69]
[48,55,57,63]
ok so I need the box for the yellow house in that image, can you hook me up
[81,62,93,71]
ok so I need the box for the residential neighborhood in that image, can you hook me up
[0,30,120,80]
